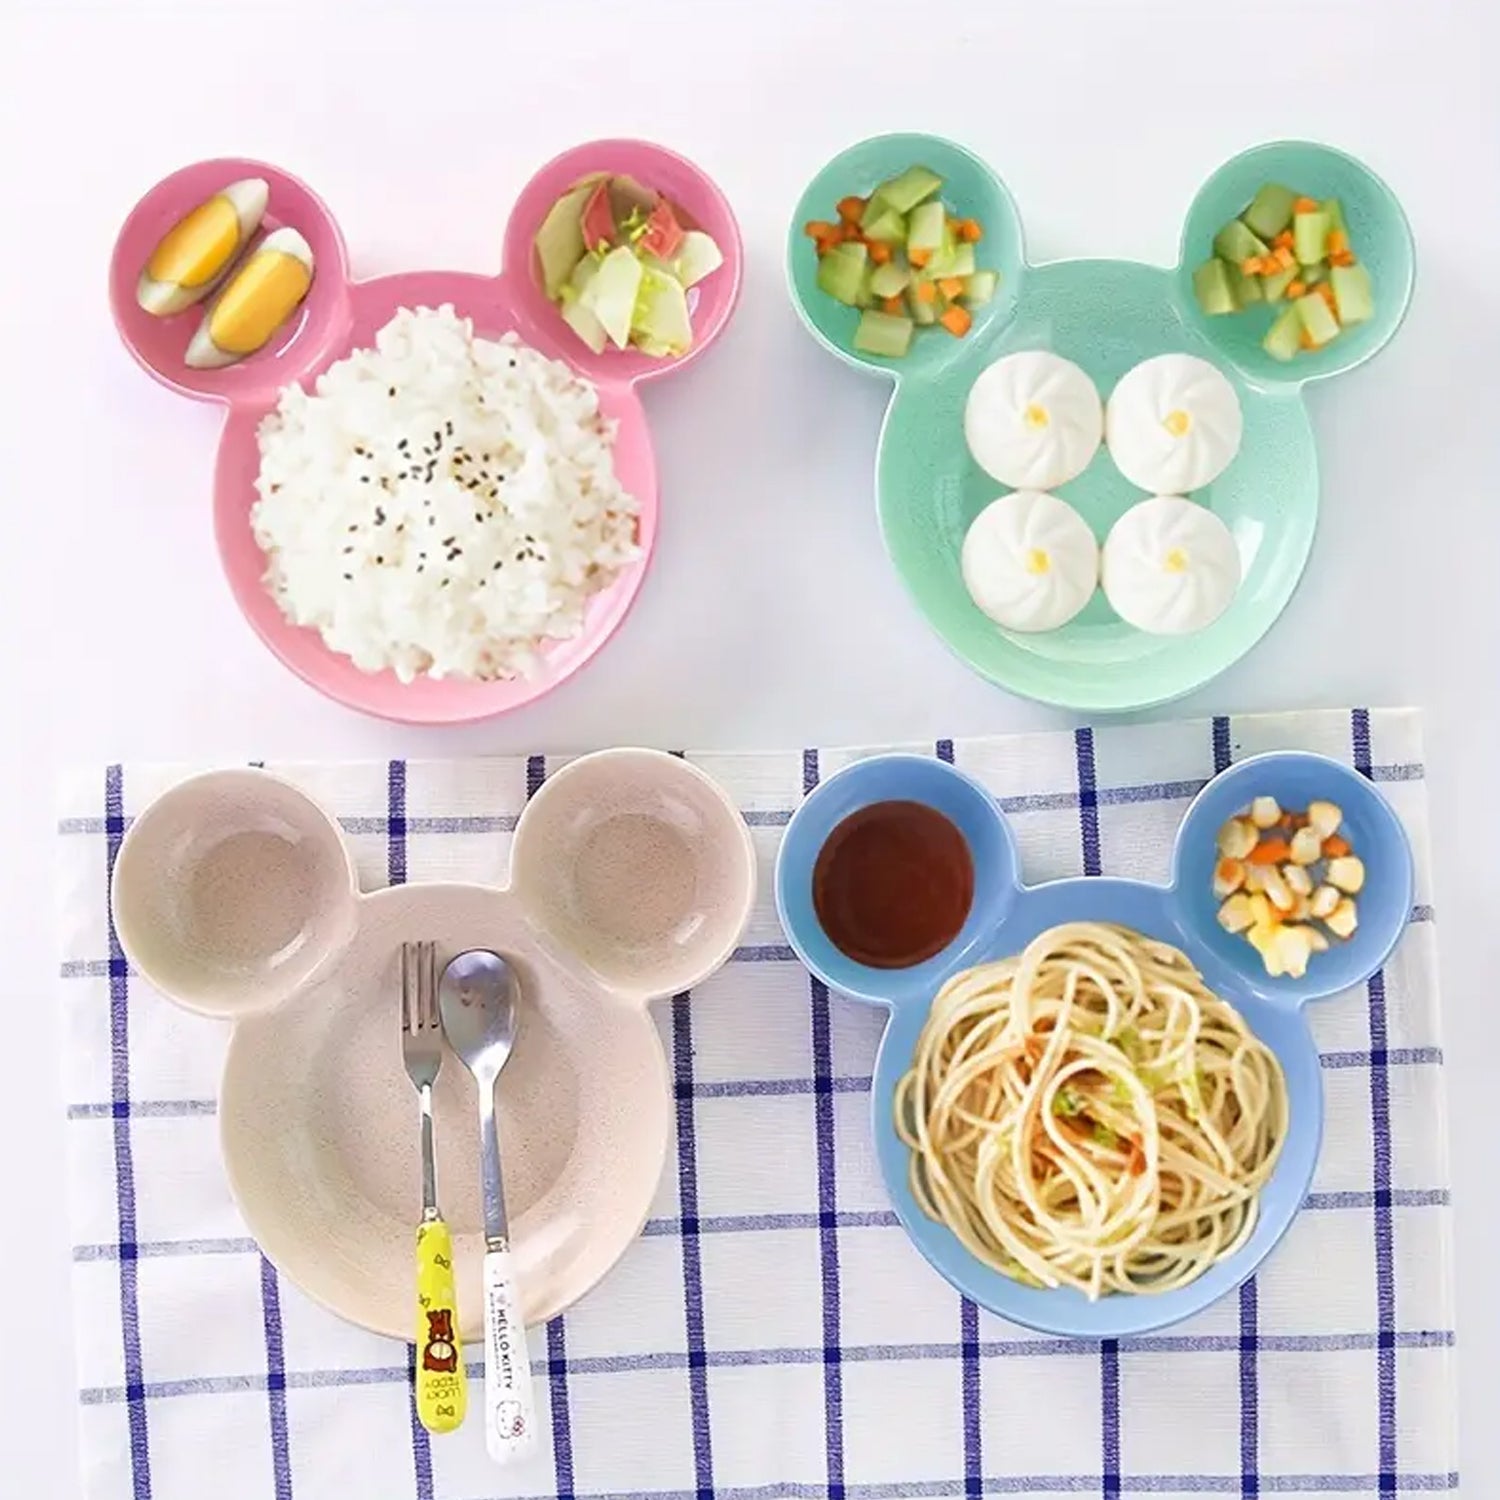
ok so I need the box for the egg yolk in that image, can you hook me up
[1164,547,1189,574]
[1163,409,1193,438]
[207,250,312,356]
[146,196,241,289]
[1023,403,1050,430]
[1026,548,1051,576]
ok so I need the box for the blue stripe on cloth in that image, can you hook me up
[960,1295,981,1498]
[1353,711,1400,1497]
[57,907,1440,987]
[1073,730,1118,1500]
[387,761,432,1500]
[936,738,955,765]
[258,1257,292,1500]
[1216,714,1262,1500]
[545,1319,575,1497]
[803,748,845,1498]
[105,764,152,1500]
[670,989,715,1494]
[1074,728,1102,878]
[53,760,1429,839]
[72,1183,1451,1267]
[63,1045,1443,1129]
[1101,1338,1121,1500]
[76,1327,1457,1402]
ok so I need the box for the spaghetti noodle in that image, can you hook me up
[894,922,1288,1298]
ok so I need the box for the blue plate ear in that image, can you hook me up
[1170,750,1415,1007]
[774,752,1018,1008]
[1176,140,1414,389]
[785,132,1026,383]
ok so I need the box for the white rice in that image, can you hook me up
[252,305,640,682]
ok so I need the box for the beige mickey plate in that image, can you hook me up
[109,750,757,1340]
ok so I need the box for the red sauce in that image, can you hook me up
[812,800,974,969]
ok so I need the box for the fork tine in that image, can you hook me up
[400,941,413,1033]
[423,941,439,1030]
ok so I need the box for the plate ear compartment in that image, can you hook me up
[1174,139,1414,390]
[109,157,354,406]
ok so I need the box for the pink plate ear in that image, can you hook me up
[501,138,743,387]
[109,158,352,405]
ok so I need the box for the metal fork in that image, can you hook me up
[402,941,467,1434]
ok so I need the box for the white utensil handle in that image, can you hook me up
[482,1247,537,1463]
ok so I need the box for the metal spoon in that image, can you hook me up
[438,950,537,1464]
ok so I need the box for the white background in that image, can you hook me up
[4,0,1496,1492]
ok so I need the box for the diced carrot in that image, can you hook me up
[1294,196,1320,214]
[1242,256,1264,276]
[958,218,984,242]
[1323,834,1351,858]
[937,276,966,300]
[1276,245,1297,270]
[913,280,938,305]
[1330,249,1356,267]
[867,240,892,264]
[909,248,932,268]
[836,195,866,224]
[939,303,973,337]
[1273,230,1295,250]
[1248,838,1292,865]
[1300,328,1317,350]
[1327,228,1349,256]
[880,295,905,315]
[1286,280,1306,299]
[804,219,838,242]
[1127,1138,1147,1176]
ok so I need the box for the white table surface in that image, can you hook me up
[5,0,1496,1491]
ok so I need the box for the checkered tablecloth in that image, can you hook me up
[56,708,1458,1500]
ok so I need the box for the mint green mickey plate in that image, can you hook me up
[787,135,1414,712]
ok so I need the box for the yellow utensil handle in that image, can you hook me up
[415,1218,467,1434]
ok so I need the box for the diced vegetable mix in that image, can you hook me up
[534,174,725,358]
[1193,183,1373,362]
[1214,796,1365,978]
[804,167,998,358]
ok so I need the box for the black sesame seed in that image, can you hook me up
[493,560,502,571]
[440,578,450,587]
[343,572,353,581]
[347,524,358,533]
[398,438,409,450]
[375,555,384,565]
[388,386,396,396]
[360,476,369,483]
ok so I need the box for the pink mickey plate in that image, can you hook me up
[108,142,744,725]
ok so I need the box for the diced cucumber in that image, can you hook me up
[1261,266,1297,304]
[1213,218,1269,268]
[869,261,910,299]
[875,166,943,214]
[1244,183,1298,241]
[861,206,908,244]
[1193,258,1237,316]
[816,242,868,307]
[961,269,999,306]
[1263,305,1303,362]
[909,289,939,326]
[1330,262,1374,324]
[907,201,946,256]
[929,242,977,280]
[1293,211,1330,267]
[854,309,914,358]
[854,268,875,309]
[1301,261,1327,286]
[1295,292,1340,347]
[1322,198,1345,234]
[1227,263,1263,305]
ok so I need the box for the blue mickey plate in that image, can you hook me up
[774,750,1413,1337]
